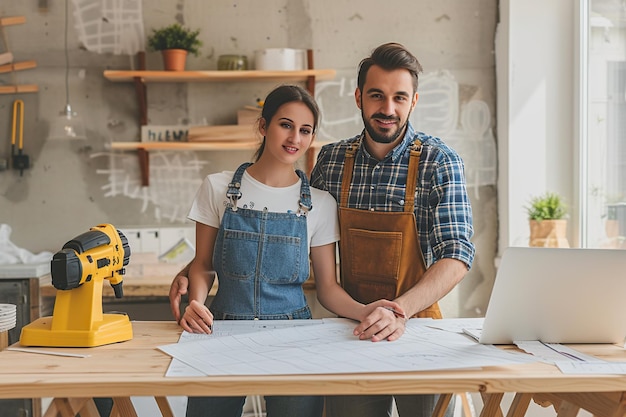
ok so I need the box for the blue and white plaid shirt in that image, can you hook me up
[310,122,475,269]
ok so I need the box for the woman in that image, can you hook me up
[182,85,403,417]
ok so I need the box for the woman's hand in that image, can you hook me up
[179,299,214,334]
[353,299,408,342]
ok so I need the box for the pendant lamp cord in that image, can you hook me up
[64,0,71,112]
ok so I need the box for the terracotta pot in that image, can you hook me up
[529,219,569,248]
[161,49,188,71]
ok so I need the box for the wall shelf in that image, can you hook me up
[0,85,38,94]
[0,15,38,95]
[103,69,336,84]
[0,60,37,74]
[110,140,259,152]
[104,51,334,186]
[0,16,26,26]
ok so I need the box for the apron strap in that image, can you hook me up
[404,139,422,213]
[339,141,359,208]
[339,137,422,213]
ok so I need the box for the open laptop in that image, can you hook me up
[475,247,626,345]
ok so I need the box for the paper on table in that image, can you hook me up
[515,341,603,364]
[160,319,536,377]
[165,318,330,377]
[555,361,626,374]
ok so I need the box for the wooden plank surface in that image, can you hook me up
[103,69,336,83]
[0,84,38,94]
[187,124,257,142]
[2,321,626,400]
[0,60,37,73]
[0,16,26,26]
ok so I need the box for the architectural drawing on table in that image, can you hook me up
[71,0,144,57]
[93,151,206,222]
[315,70,497,193]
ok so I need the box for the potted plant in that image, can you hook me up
[147,23,202,71]
[525,192,569,247]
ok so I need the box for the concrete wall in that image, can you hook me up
[0,0,498,317]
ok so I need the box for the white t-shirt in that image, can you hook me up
[188,170,340,249]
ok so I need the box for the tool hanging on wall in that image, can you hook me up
[11,99,29,175]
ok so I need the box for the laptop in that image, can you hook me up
[475,247,626,345]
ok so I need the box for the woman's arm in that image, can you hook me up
[310,243,405,341]
[179,222,218,333]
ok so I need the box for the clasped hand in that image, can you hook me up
[354,300,408,342]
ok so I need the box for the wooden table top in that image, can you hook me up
[1,321,626,400]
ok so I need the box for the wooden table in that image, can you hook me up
[1,321,625,417]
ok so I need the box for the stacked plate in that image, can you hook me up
[0,303,17,332]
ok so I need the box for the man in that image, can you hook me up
[169,42,475,416]
[309,42,475,417]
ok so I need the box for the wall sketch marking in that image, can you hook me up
[93,151,207,222]
[315,70,497,193]
[72,0,145,55]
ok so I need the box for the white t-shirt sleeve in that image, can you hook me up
[309,187,340,247]
[187,172,231,228]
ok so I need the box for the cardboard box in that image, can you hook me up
[237,108,261,126]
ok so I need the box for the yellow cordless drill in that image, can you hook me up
[20,224,134,347]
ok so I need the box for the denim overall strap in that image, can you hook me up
[295,169,313,216]
[225,162,251,211]
[211,163,312,320]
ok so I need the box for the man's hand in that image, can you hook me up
[180,299,214,334]
[169,273,190,322]
[353,301,408,342]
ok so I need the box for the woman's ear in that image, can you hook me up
[258,118,267,136]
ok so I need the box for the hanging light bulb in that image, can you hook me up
[49,0,86,140]
[56,103,86,139]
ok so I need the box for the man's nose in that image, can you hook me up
[380,98,395,115]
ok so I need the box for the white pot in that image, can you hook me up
[254,48,307,71]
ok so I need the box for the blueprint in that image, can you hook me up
[159,318,535,377]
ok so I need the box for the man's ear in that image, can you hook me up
[355,88,362,110]
[410,92,419,112]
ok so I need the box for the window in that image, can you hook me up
[584,0,626,248]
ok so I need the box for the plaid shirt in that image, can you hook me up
[310,122,475,269]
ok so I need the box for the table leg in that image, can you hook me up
[460,393,477,417]
[110,397,139,417]
[535,392,626,417]
[506,393,532,417]
[43,398,99,417]
[155,396,175,417]
[432,393,453,417]
[479,393,505,417]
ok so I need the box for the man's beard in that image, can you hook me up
[362,109,408,144]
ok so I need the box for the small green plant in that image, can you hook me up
[526,192,568,221]
[147,23,202,56]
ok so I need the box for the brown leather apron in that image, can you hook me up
[338,139,442,319]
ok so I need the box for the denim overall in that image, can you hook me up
[186,162,323,417]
